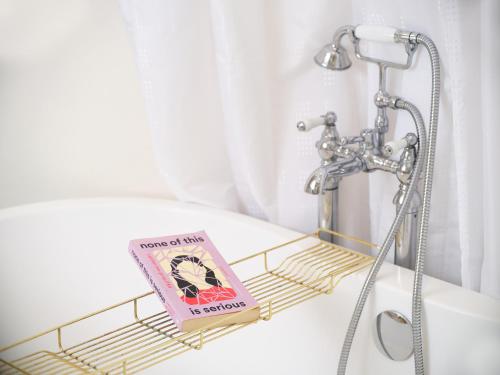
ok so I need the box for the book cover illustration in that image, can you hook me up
[129,231,260,332]
[157,245,237,306]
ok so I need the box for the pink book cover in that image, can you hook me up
[129,231,259,331]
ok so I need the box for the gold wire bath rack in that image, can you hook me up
[0,229,374,374]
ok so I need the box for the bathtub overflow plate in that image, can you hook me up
[375,310,414,361]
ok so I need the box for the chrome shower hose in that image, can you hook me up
[336,33,440,375]
[412,33,440,375]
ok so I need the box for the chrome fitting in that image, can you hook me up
[374,91,392,108]
[324,111,338,126]
[395,30,419,44]
[405,133,418,146]
[388,96,401,110]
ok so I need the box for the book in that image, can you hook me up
[129,230,260,332]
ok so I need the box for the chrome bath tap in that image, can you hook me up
[298,110,417,244]
[298,24,420,267]
[298,24,441,375]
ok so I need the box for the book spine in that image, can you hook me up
[129,248,182,329]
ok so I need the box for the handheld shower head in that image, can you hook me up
[314,25,355,71]
[314,44,351,70]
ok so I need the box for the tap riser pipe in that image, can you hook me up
[394,208,419,269]
[319,184,339,244]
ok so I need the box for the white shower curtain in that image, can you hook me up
[120,0,500,299]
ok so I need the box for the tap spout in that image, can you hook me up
[305,157,362,195]
[304,167,325,195]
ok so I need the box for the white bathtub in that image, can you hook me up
[0,198,499,374]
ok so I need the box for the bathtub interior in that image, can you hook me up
[0,198,499,375]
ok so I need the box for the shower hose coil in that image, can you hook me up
[336,33,440,375]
